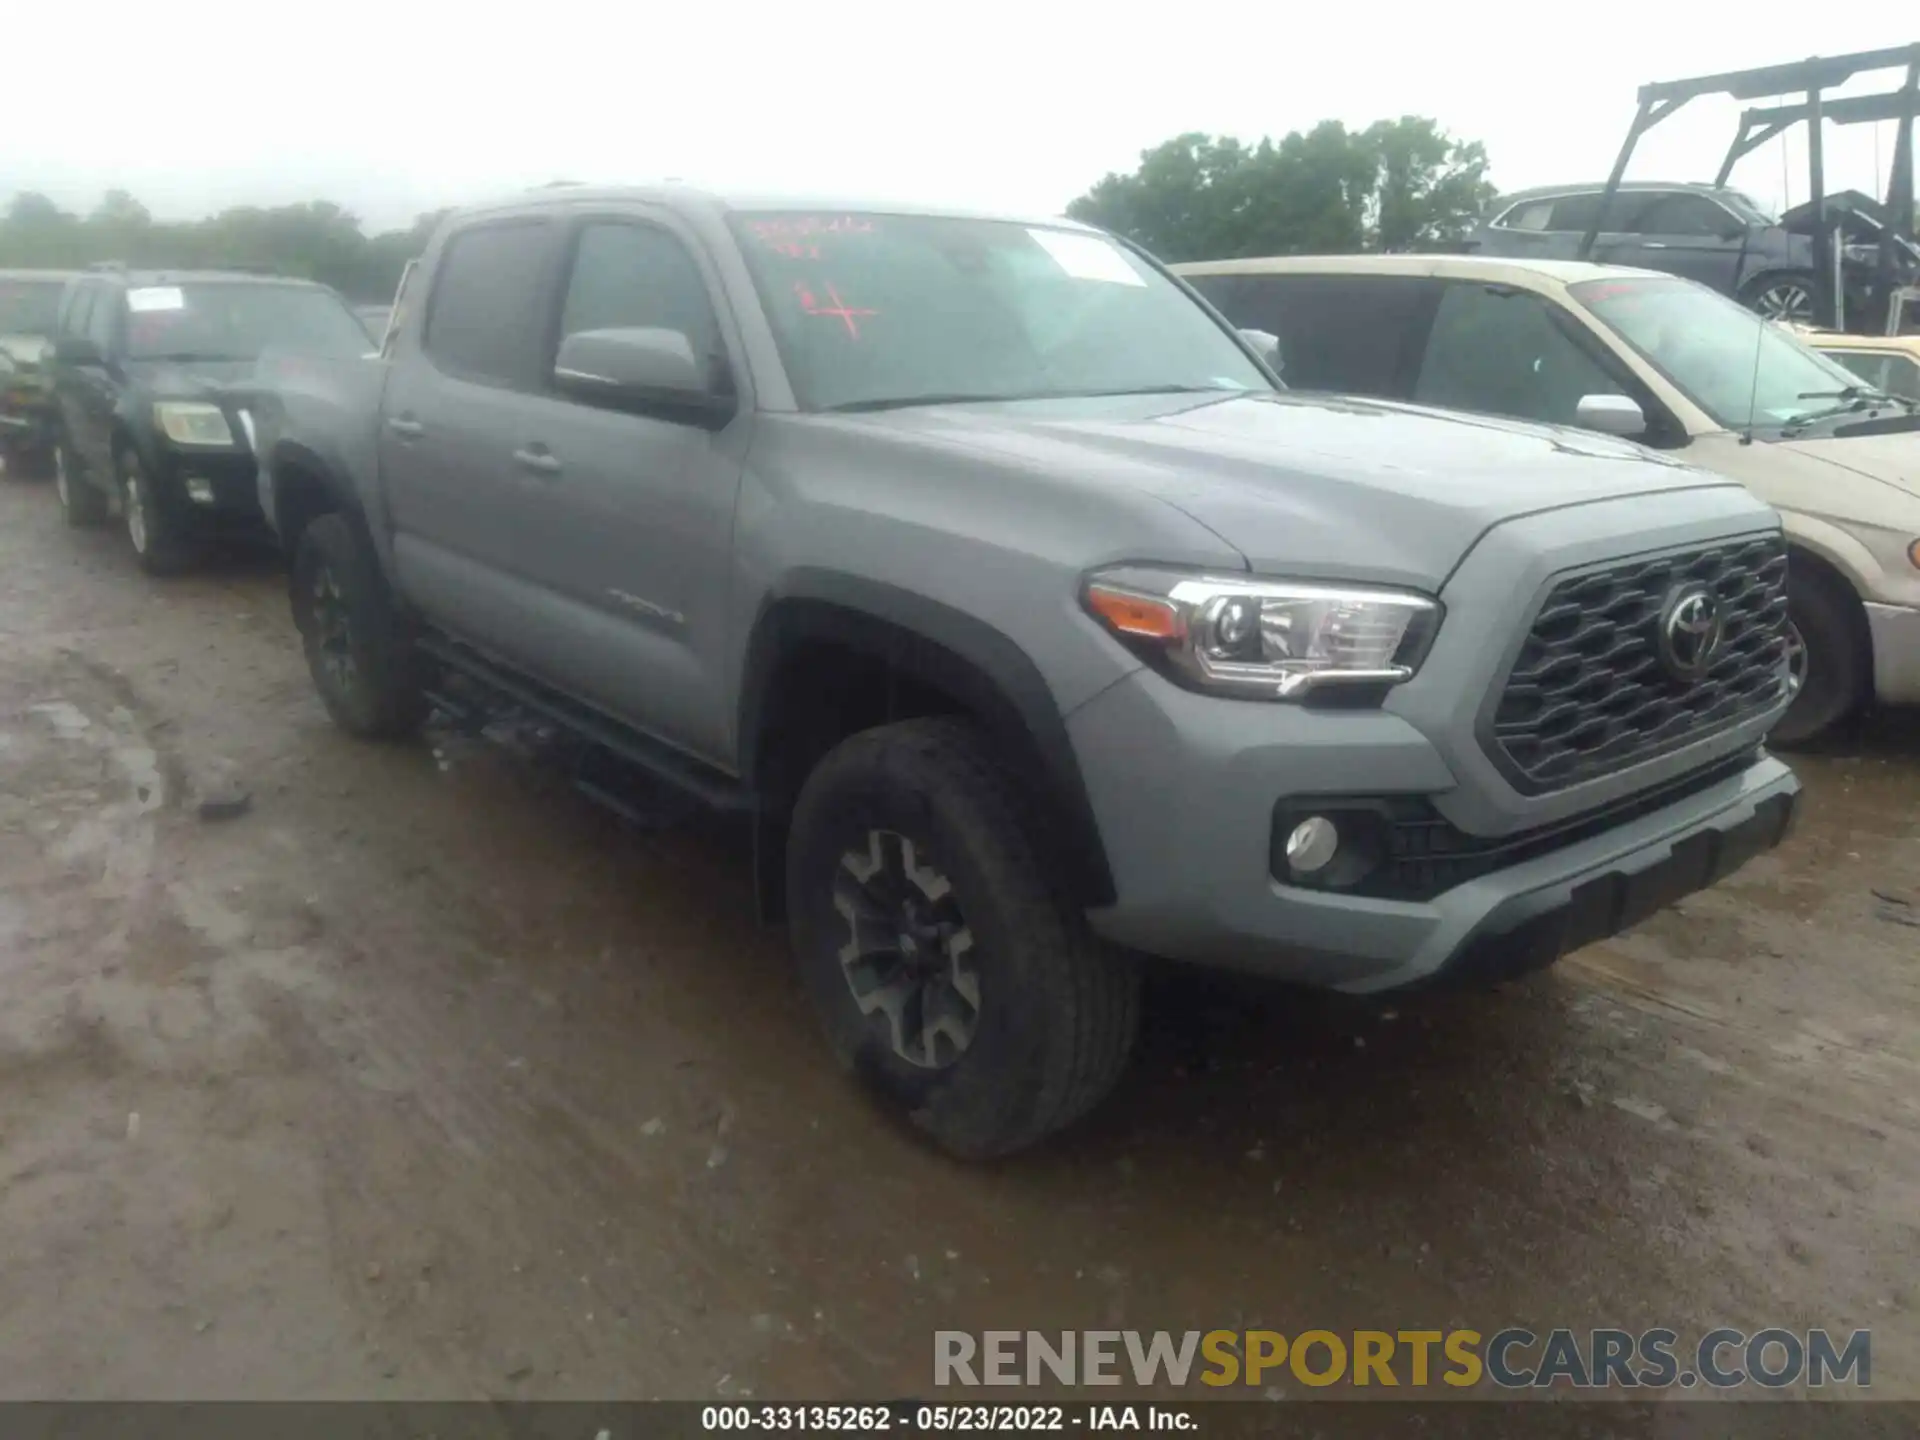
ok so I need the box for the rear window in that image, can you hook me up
[1189,272,1438,397]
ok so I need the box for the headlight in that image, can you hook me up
[153,401,235,447]
[1082,565,1441,700]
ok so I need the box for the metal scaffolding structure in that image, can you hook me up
[1581,44,1919,330]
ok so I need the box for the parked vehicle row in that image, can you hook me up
[9,191,1857,1155]
[1176,253,1920,745]
[0,268,82,477]
[44,266,374,571]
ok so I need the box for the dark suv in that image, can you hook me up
[47,267,372,572]
[0,269,83,478]
[1469,181,1919,327]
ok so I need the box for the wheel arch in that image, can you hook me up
[738,576,1117,919]
[1786,539,1874,693]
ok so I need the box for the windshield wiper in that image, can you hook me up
[136,351,251,363]
[1782,390,1917,431]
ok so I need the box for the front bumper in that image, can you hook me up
[1070,670,1800,993]
[152,447,264,521]
[1866,601,1920,707]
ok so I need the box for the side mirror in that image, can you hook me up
[54,334,104,367]
[1238,328,1283,375]
[1575,393,1648,438]
[553,327,731,425]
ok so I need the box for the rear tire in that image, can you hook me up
[1772,565,1865,747]
[290,513,428,739]
[55,440,107,527]
[120,449,203,574]
[786,716,1140,1158]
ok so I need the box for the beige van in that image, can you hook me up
[1175,254,1920,743]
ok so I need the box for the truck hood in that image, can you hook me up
[850,391,1746,588]
[1772,430,1920,500]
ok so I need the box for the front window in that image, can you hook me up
[727,212,1271,411]
[0,280,65,337]
[124,283,372,363]
[1572,276,1900,429]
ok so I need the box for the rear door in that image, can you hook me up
[380,216,569,668]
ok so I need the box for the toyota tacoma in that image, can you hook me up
[249,188,1800,1156]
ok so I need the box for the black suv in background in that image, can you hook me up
[0,268,83,478]
[47,267,372,572]
[1469,181,1920,327]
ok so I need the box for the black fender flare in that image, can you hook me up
[739,572,1116,908]
[265,435,368,538]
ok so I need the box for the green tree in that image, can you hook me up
[0,189,445,301]
[1067,116,1495,261]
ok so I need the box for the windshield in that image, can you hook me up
[124,282,373,363]
[0,279,65,337]
[1571,275,1889,429]
[727,212,1271,411]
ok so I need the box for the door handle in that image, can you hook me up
[1640,241,1669,249]
[386,416,425,439]
[512,447,562,477]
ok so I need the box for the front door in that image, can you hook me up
[1593,191,1749,297]
[496,214,751,765]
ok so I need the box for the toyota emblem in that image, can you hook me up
[1658,586,1724,681]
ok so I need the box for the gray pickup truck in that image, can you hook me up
[250,187,1801,1156]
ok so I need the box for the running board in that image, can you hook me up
[415,633,755,814]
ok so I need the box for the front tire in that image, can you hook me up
[1773,566,1866,747]
[786,717,1140,1158]
[290,513,428,739]
[120,449,202,574]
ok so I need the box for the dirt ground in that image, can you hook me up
[0,474,1915,1402]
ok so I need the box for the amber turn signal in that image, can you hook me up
[1084,584,1184,641]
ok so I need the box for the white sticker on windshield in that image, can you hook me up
[127,286,186,313]
[1028,229,1146,286]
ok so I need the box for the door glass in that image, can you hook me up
[556,222,725,387]
[423,220,556,387]
[64,285,96,344]
[1413,282,1627,427]
[1547,193,1605,233]
[1499,200,1556,232]
[87,290,121,353]
[1213,274,1437,397]
[1624,194,1736,238]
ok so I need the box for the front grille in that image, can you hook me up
[1485,534,1789,793]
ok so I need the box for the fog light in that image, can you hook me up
[184,476,216,505]
[1285,816,1339,873]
